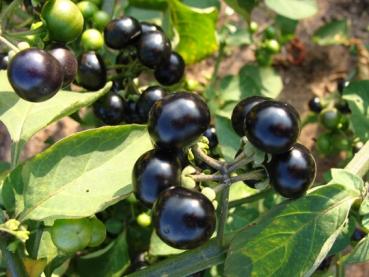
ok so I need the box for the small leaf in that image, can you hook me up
[223,0,257,21]
[75,231,130,277]
[149,231,184,256]
[343,80,369,141]
[0,71,111,163]
[225,182,361,276]
[169,0,218,64]
[214,115,240,162]
[265,0,318,20]
[22,257,47,277]
[344,235,369,264]
[328,215,356,256]
[33,230,58,264]
[225,205,259,234]
[313,20,349,45]
[3,125,152,221]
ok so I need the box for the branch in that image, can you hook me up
[345,140,369,177]
[191,145,224,171]
[189,173,224,183]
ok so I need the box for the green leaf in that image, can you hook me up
[225,182,361,276]
[75,231,130,276]
[344,235,369,264]
[214,115,240,162]
[225,27,252,46]
[223,0,257,21]
[265,0,318,20]
[0,71,111,164]
[128,0,168,10]
[343,81,369,141]
[149,231,184,256]
[169,0,218,64]
[328,215,355,256]
[275,15,298,37]
[225,205,259,234]
[2,125,152,221]
[239,64,283,99]
[32,230,58,264]
[183,0,220,9]
[313,20,349,45]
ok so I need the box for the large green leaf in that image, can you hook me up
[343,81,369,141]
[2,125,152,221]
[169,0,218,64]
[75,231,130,276]
[265,0,318,20]
[0,71,111,164]
[224,170,362,276]
[313,20,349,46]
[344,235,369,264]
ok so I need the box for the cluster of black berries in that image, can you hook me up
[308,79,362,155]
[132,92,216,250]
[231,96,317,199]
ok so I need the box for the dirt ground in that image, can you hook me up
[1,0,369,275]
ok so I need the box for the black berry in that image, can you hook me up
[136,86,167,122]
[231,96,269,136]
[104,16,141,49]
[77,51,106,91]
[137,31,171,69]
[154,52,185,86]
[244,100,300,154]
[266,143,316,199]
[8,48,63,102]
[148,92,210,149]
[308,96,322,113]
[153,187,216,249]
[49,47,78,87]
[93,92,125,125]
[132,149,181,207]
[203,126,218,150]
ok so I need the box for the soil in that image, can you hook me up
[1,0,369,275]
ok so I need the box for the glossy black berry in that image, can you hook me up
[77,51,106,91]
[203,126,218,149]
[0,53,8,70]
[136,86,167,122]
[137,31,171,69]
[148,92,211,149]
[8,48,63,102]
[154,52,185,86]
[123,99,143,124]
[337,78,348,94]
[153,187,216,249]
[335,100,351,114]
[140,22,163,34]
[104,16,141,49]
[231,96,269,136]
[244,101,300,154]
[308,96,322,113]
[49,47,78,87]
[266,143,316,199]
[132,149,181,207]
[93,92,125,125]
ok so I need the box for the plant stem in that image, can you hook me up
[229,170,265,183]
[205,41,226,98]
[226,157,252,173]
[0,35,18,51]
[192,145,224,171]
[229,187,273,208]
[345,140,369,177]
[0,237,28,277]
[216,172,230,246]
[335,253,345,277]
[189,173,223,183]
